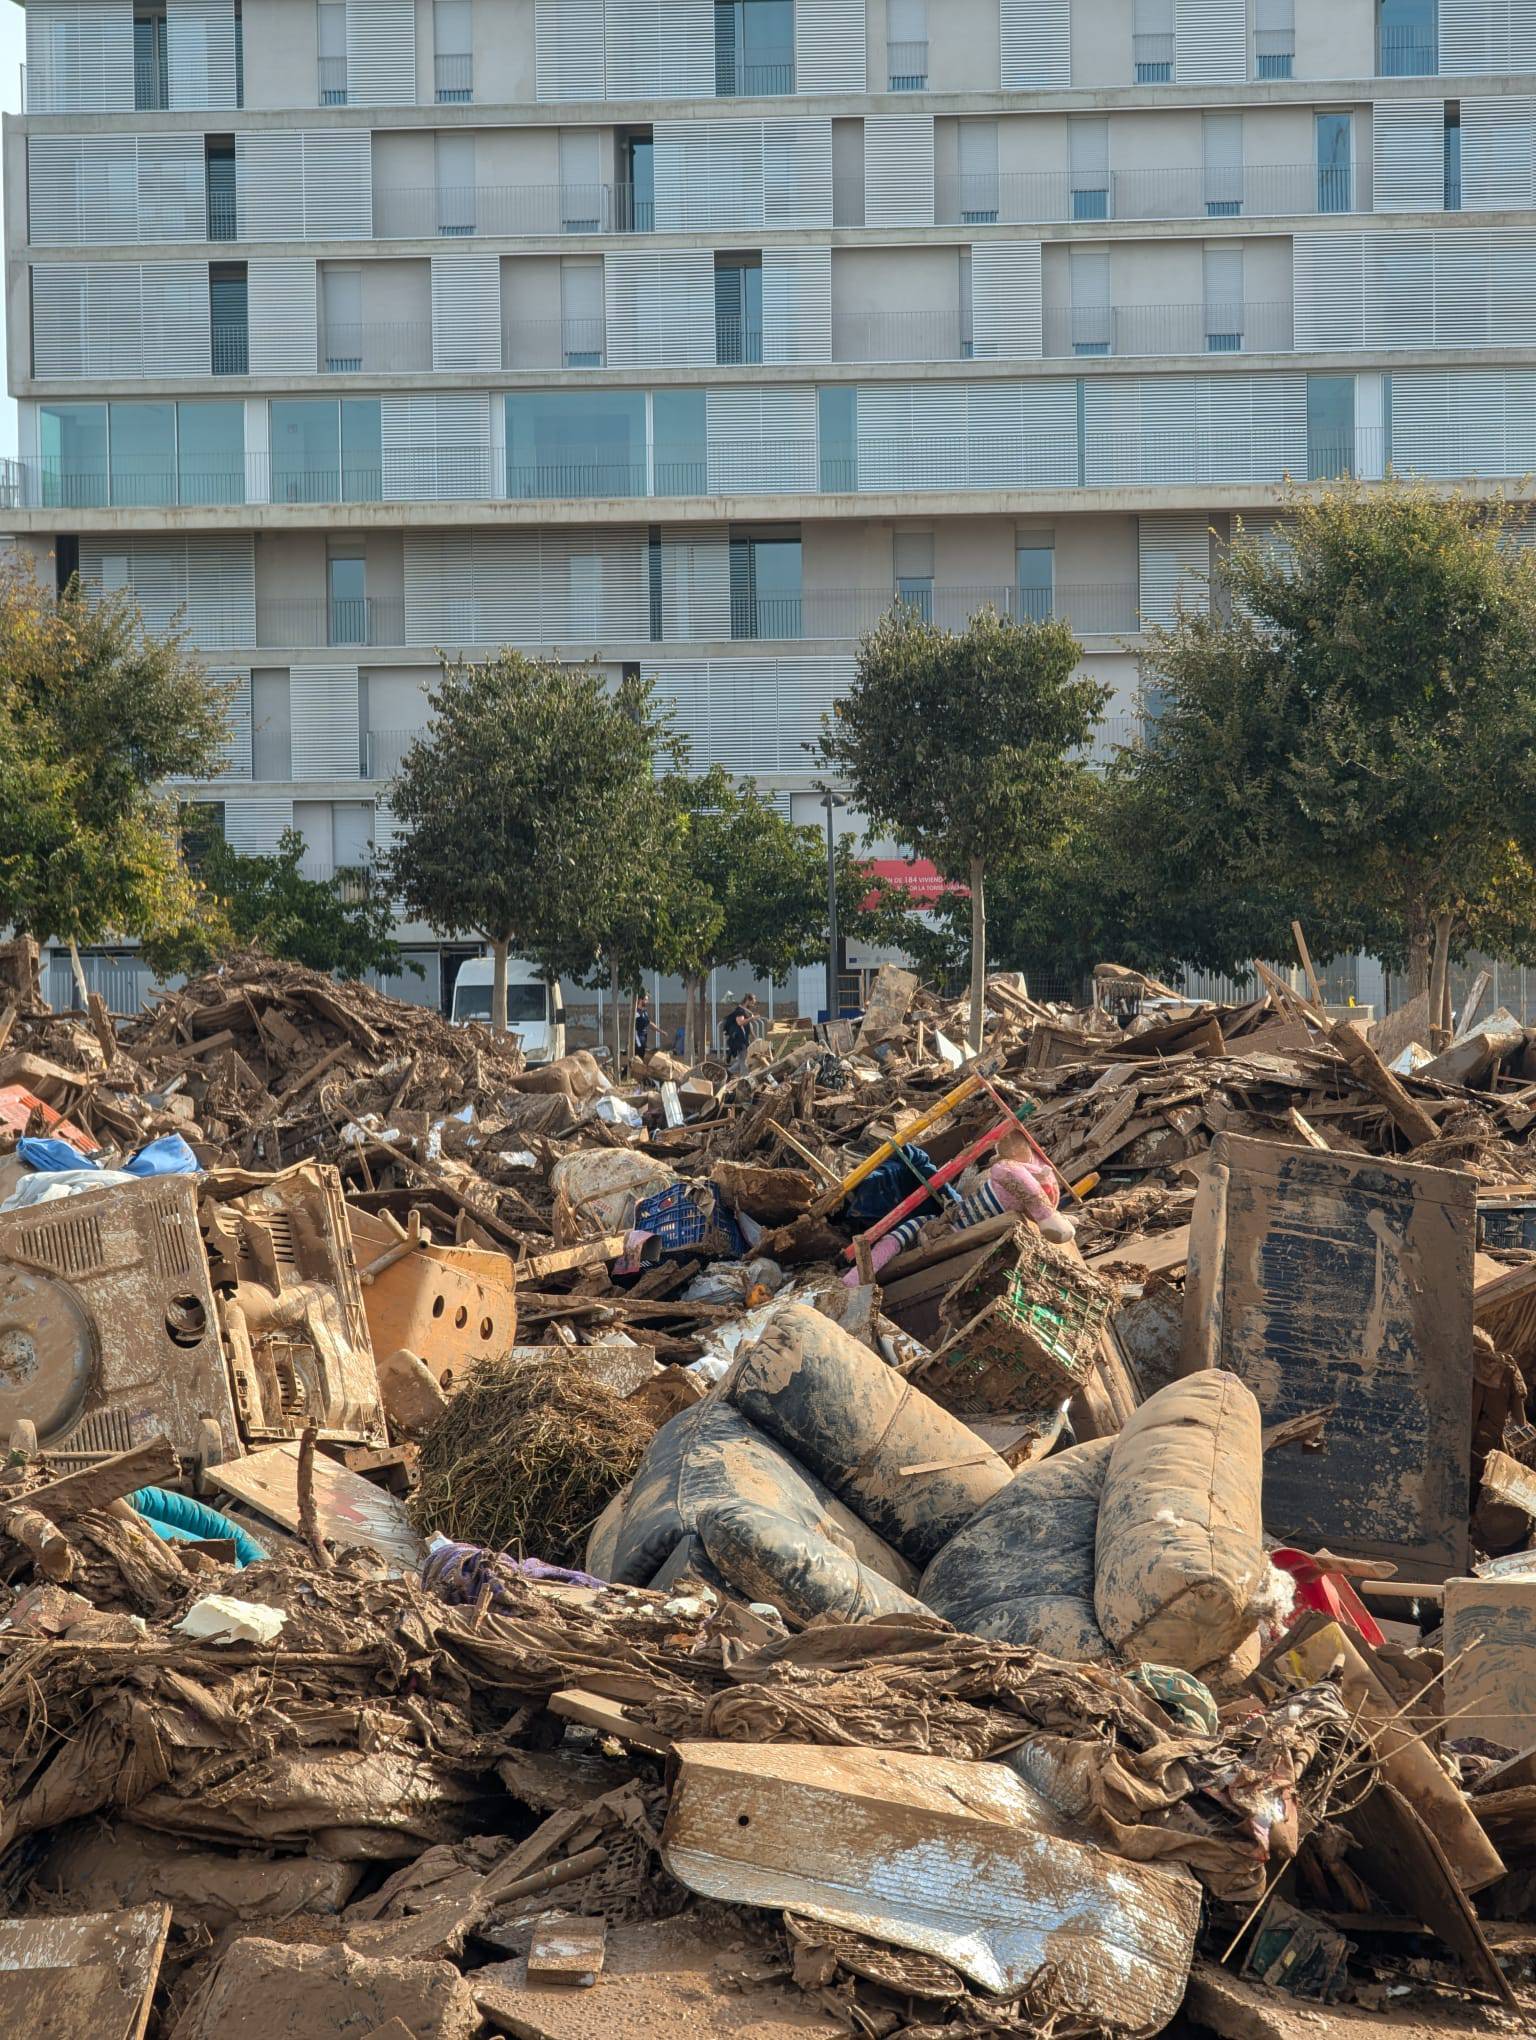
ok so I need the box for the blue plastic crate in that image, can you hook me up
[634,1180,746,1258]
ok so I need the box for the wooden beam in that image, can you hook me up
[27,1437,179,1521]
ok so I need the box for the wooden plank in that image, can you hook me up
[1330,1021,1440,1146]
[1290,920,1323,1005]
[209,1443,423,1567]
[527,1918,607,1986]
[0,1905,169,2040]
[28,1438,179,1522]
[548,1687,674,1755]
[522,1235,628,1281]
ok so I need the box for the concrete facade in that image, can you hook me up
[6,0,1536,1008]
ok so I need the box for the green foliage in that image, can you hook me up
[0,560,227,952]
[149,825,405,982]
[1119,482,1536,979]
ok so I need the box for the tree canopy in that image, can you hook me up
[817,604,1105,1045]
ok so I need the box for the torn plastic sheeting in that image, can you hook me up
[661,1740,1200,2032]
[0,1166,139,1210]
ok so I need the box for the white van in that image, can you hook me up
[449,956,566,1063]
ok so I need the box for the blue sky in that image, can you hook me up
[0,2,24,456]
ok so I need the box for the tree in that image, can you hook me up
[0,561,228,999]
[148,825,404,982]
[1122,482,1536,1030]
[385,654,680,1035]
[817,605,1106,1048]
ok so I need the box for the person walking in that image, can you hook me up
[633,989,653,1066]
[722,991,758,1074]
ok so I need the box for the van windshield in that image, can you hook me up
[454,982,547,1024]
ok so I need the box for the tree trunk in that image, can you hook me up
[1407,925,1430,1000]
[610,955,623,1070]
[967,858,987,1054]
[67,937,90,1014]
[684,975,702,1065]
[1428,912,1453,1052]
[490,937,508,1035]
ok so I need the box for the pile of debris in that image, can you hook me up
[0,944,1534,2037]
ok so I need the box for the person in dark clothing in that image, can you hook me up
[722,992,758,1072]
[633,989,653,1064]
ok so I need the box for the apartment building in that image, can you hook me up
[5,0,1536,1010]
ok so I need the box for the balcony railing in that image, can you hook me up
[434,52,472,101]
[716,318,764,366]
[1043,299,1294,358]
[135,57,169,108]
[888,39,928,87]
[1379,24,1438,75]
[367,728,423,780]
[1133,32,1174,81]
[716,58,795,95]
[206,191,238,239]
[318,56,348,102]
[253,597,406,647]
[319,320,434,372]
[1254,30,1294,76]
[373,182,641,237]
[936,161,1371,225]
[211,324,249,374]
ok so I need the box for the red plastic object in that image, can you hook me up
[1271,1546,1386,1648]
[0,1084,99,1155]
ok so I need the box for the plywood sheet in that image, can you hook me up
[210,1443,423,1567]
[0,1905,168,2040]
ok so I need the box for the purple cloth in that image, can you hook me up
[422,1536,606,1607]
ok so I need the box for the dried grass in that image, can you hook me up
[410,1348,657,1567]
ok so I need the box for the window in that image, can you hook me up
[958,247,973,358]
[715,0,794,96]
[958,121,999,224]
[251,671,292,781]
[558,130,601,234]
[1204,243,1243,351]
[1133,0,1174,82]
[730,527,801,639]
[328,542,367,646]
[818,384,857,492]
[318,0,347,102]
[177,401,244,506]
[1444,105,1461,209]
[209,265,248,374]
[342,399,382,501]
[888,0,927,89]
[1255,0,1294,77]
[434,0,472,101]
[1307,374,1355,479]
[1378,0,1437,76]
[1203,113,1243,217]
[561,257,604,366]
[270,399,382,505]
[39,404,107,507]
[1070,117,1110,222]
[619,130,654,232]
[505,390,647,498]
[205,138,237,240]
[715,254,763,364]
[322,266,363,372]
[654,389,706,494]
[134,2,168,109]
[1070,248,1111,355]
[1016,542,1053,621]
[894,531,933,619]
[436,133,476,236]
[1316,112,1353,213]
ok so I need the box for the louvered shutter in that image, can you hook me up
[29,137,135,245]
[247,260,318,373]
[762,248,831,364]
[604,0,713,96]
[1430,232,1490,346]
[236,134,306,240]
[210,667,253,778]
[999,0,1070,87]
[854,382,967,491]
[166,0,238,109]
[223,798,294,854]
[795,0,866,92]
[404,531,473,643]
[141,262,211,374]
[1390,368,1536,478]
[1438,0,1536,72]
[1292,234,1365,349]
[345,0,417,107]
[1373,102,1445,211]
[30,266,89,376]
[432,254,502,370]
[603,249,715,367]
[302,132,373,238]
[137,135,208,240]
[763,120,834,229]
[186,536,255,646]
[383,392,493,499]
[1462,98,1536,209]
[541,529,649,642]
[706,387,819,492]
[864,115,934,228]
[1175,0,1244,81]
[660,527,731,641]
[969,242,1043,360]
[654,121,765,231]
[1139,516,1210,628]
[27,0,134,112]
[535,0,605,100]
[472,530,539,644]
[84,263,149,376]
[291,666,362,779]
[1198,373,1306,482]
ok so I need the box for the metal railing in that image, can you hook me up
[1378,24,1438,75]
[367,729,422,780]
[888,39,928,87]
[254,597,406,647]
[716,318,764,366]
[1254,30,1294,76]
[211,324,249,374]
[206,191,238,239]
[1043,299,1294,358]
[716,58,795,95]
[373,182,648,237]
[1133,32,1174,80]
[317,56,348,102]
[830,308,969,362]
[434,51,472,101]
[135,56,169,108]
[318,320,434,372]
[936,160,1370,225]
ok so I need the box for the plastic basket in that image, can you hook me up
[634,1180,746,1259]
[919,1228,1115,1414]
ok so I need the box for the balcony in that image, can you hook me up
[434,52,472,101]
[207,191,238,240]
[715,58,794,95]
[253,597,405,648]
[211,323,249,375]
[318,56,348,103]
[373,182,638,238]
[1133,32,1174,81]
[1254,30,1294,76]
[319,321,433,373]
[1043,299,1295,358]
[716,317,763,366]
[888,39,928,88]
[936,161,1371,226]
[1379,24,1438,75]
[366,728,423,780]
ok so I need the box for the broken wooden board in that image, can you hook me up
[0,1904,169,2040]
[854,964,919,1049]
[661,1741,1199,2025]
[209,1442,423,1567]
[527,1917,607,1986]
[27,1439,180,1523]
[1444,1575,1536,1751]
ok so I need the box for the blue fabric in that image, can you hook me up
[128,1486,266,1567]
[17,1137,99,1173]
[848,1144,938,1224]
[124,1135,200,1177]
